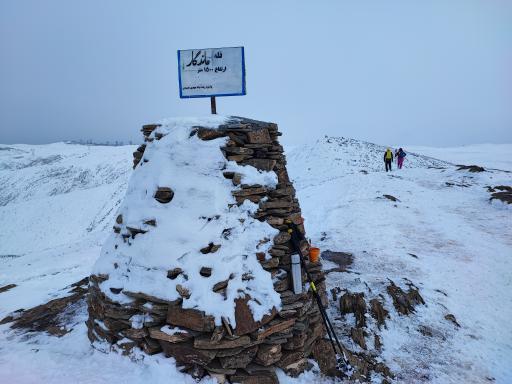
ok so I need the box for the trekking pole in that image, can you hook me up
[286,220,351,373]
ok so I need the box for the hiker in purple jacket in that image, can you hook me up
[396,148,406,169]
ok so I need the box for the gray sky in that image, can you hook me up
[1,0,511,147]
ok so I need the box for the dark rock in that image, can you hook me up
[374,362,394,379]
[234,296,276,336]
[246,128,272,144]
[200,242,221,254]
[141,124,161,135]
[209,326,225,343]
[232,186,267,197]
[213,279,229,292]
[340,292,367,327]
[277,350,304,367]
[369,298,389,329]
[159,340,217,366]
[283,331,307,351]
[311,338,338,377]
[205,360,236,375]
[0,284,16,293]
[232,173,242,186]
[126,226,147,237]
[219,345,258,369]
[187,364,207,380]
[260,257,279,270]
[103,303,137,320]
[122,327,148,340]
[154,187,174,204]
[228,154,253,162]
[490,189,512,205]
[280,291,307,305]
[254,344,282,366]
[167,306,215,332]
[386,281,425,315]
[374,334,382,350]
[273,273,289,292]
[2,279,87,336]
[228,132,247,145]
[382,194,400,202]
[221,146,254,155]
[262,200,293,210]
[273,231,291,245]
[230,371,278,384]
[280,358,308,377]
[321,251,353,270]
[196,127,226,141]
[444,313,461,327]
[176,284,191,299]
[142,337,162,355]
[350,327,367,350]
[123,290,178,305]
[215,346,245,358]
[194,335,251,350]
[457,164,485,172]
[243,159,277,171]
[167,268,183,280]
[254,319,295,341]
[103,317,130,333]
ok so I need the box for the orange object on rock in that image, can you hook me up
[309,247,320,263]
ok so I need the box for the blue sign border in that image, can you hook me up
[178,46,246,99]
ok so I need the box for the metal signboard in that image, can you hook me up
[178,46,246,99]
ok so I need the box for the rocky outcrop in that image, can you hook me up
[333,277,428,381]
[487,185,512,205]
[457,164,485,173]
[0,277,89,336]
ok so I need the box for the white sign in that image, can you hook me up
[178,47,246,98]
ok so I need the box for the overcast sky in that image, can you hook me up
[1,0,511,147]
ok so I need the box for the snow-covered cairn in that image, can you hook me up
[87,116,329,383]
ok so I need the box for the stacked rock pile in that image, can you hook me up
[87,117,332,383]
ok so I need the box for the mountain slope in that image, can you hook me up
[0,143,134,254]
[287,138,512,383]
[0,139,511,384]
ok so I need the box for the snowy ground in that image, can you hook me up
[0,139,511,383]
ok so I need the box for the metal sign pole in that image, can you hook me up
[210,96,217,114]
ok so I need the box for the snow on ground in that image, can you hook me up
[288,137,512,383]
[405,143,512,172]
[0,137,511,383]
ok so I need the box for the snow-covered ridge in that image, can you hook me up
[287,136,449,189]
[0,142,134,254]
[0,143,133,206]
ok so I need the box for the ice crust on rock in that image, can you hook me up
[93,116,281,326]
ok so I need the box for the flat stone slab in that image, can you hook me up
[194,335,251,350]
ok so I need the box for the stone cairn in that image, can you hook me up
[87,117,332,383]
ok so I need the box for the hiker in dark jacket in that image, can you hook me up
[396,148,406,169]
[384,148,393,172]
